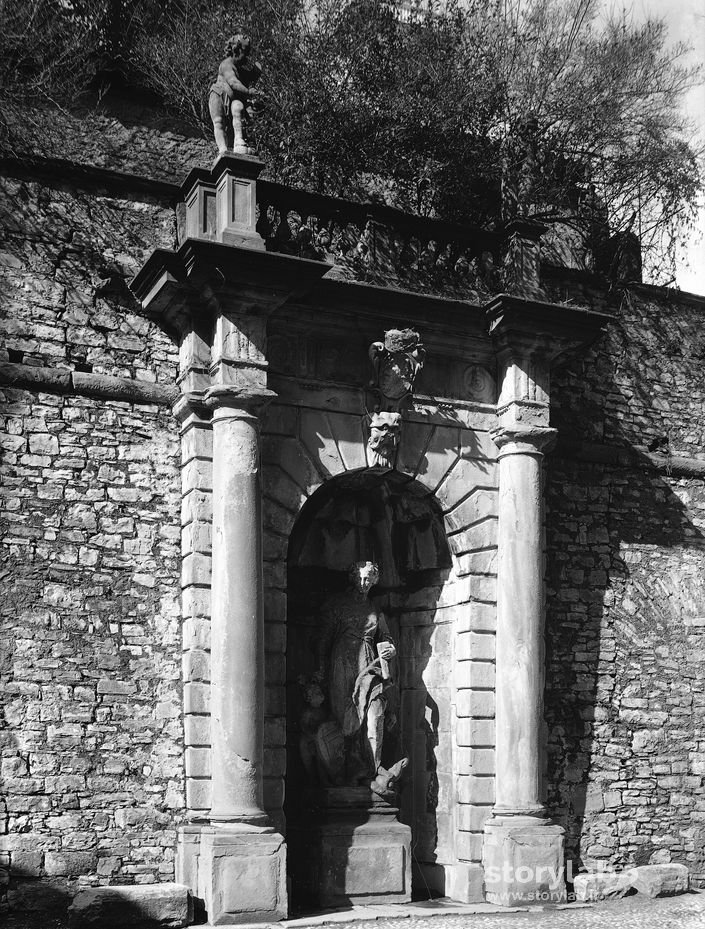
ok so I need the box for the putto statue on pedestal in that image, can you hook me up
[209,32,262,155]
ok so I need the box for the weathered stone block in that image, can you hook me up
[184,715,210,747]
[68,883,191,927]
[457,804,493,832]
[305,816,412,907]
[97,679,135,696]
[572,870,635,901]
[44,850,97,877]
[456,717,495,747]
[456,689,494,718]
[198,828,286,924]
[630,863,689,897]
[183,682,210,715]
[457,774,495,804]
[185,747,211,778]
[448,861,485,904]
[470,748,495,775]
[186,778,211,812]
[298,409,345,479]
[437,457,496,512]
[483,820,566,905]
[10,849,43,877]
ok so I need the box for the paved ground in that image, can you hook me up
[275,890,705,929]
[5,889,704,929]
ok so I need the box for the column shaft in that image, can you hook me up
[494,445,544,815]
[209,403,266,823]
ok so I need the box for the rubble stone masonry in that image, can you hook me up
[0,171,183,912]
[1,135,705,914]
[544,275,705,886]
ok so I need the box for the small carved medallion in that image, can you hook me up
[462,365,495,404]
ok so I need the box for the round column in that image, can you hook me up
[206,388,269,824]
[492,426,556,818]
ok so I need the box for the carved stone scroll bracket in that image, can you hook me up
[365,329,425,469]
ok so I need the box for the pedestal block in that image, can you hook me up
[182,153,266,250]
[290,789,411,908]
[198,825,287,925]
[483,818,566,906]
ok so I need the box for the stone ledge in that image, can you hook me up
[0,361,177,407]
[555,437,705,478]
[68,883,192,928]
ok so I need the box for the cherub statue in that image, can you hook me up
[298,672,345,786]
[317,561,408,797]
[209,32,262,155]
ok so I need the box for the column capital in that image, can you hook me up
[173,391,211,425]
[204,384,276,418]
[491,424,557,456]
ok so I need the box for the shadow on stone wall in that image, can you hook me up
[544,317,705,881]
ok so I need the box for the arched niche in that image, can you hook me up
[285,468,453,908]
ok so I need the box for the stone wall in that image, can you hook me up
[3,134,705,915]
[0,170,182,913]
[544,277,705,887]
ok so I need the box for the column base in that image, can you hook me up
[482,816,566,906]
[179,823,287,925]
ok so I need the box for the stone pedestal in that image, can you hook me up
[483,817,565,906]
[182,153,265,250]
[198,825,287,925]
[289,789,411,908]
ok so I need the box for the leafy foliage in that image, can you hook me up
[0,0,702,280]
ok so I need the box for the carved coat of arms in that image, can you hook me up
[366,329,425,468]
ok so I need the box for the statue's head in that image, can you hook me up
[298,672,325,707]
[348,560,380,594]
[225,32,252,62]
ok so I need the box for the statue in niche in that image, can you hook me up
[209,33,262,155]
[366,329,425,469]
[310,561,408,799]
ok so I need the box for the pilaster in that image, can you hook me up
[132,157,330,923]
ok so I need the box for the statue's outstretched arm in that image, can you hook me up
[220,60,251,97]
